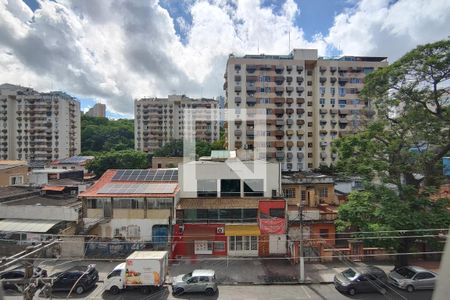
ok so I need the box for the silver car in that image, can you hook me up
[172,269,217,296]
[388,266,437,292]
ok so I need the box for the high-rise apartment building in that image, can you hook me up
[0,84,81,166]
[85,103,106,118]
[224,49,388,171]
[135,95,220,154]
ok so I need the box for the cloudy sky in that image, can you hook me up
[0,0,449,118]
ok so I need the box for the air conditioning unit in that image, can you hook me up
[179,225,184,234]
[216,227,225,234]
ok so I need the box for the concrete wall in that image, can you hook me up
[60,236,85,258]
[179,160,281,198]
[0,204,81,221]
[151,157,183,169]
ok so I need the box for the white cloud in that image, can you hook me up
[326,0,450,59]
[0,0,448,117]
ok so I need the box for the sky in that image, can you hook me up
[0,0,449,119]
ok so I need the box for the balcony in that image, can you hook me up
[286,119,293,125]
[320,141,328,147]
[297,98,305,104]
[246,97,257,105]
[297,141,304,147]
[330,77,337,84]
[246,84,256,92]
[297,66,304,73]
[286,152,293,160]
[320,152,327,159]
[286,98,293,105]
[275,65,284,73]
[286,86,294,93]
[296,109,305,115]
[296,76,304,83]
[235,97,242,104]
[339,109,350,115]
[274,98,285,105]
[274,86,284,93]
[286,108,294,115]
[246,65,257,72]
[274,130,284,137]
[297,152,304,159]
[234,130,242,136]
[339,118,348,124]
[319,66,327,73]
[330,109,338,114]
[276,119,284,126]
[274,76,284,84]
[320,77,327,83]
[286,130,294,136]
[319,109,327,114]
[276,151,284,160]
[286,141,294,148]
[235,86,242,92]
[274,141,284,148]
[296,87,304,94]
[235,75,241,81]
[286,76,293,83]
[330,66,337,73]
[246,130,254,138]
[274,108,284,116]
[235,119,242,125]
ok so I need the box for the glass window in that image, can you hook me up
[235,236,242,250]
[319,87,325,96]
[221,179,241,197]
[330,98,335,105]
[319,187,328,198]
[113,198,144,209]
[107,270,121,279]
[339,87,346,96]
[269,208,285,218]
[251,236,258,250]
[243,236,249,250]
[330,87,335,95]
[214,241,225,251]
[243,209,257,222]
[199,276,210,282]
[197,179,217,197]
[244,179,264,196]
[319,98,325,105]
[283,188,296,198]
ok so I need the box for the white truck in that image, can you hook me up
[104,251,168,294]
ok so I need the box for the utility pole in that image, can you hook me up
[298,200,305,282]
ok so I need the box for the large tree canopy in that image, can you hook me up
[81,115,134,154]
[334,39,450,266]
[86,150,149,177]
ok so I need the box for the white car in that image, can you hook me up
[172,269,217,296]
[388,266,437,292]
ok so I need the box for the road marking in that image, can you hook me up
[301,285,311,299]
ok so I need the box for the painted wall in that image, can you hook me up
[0,204,80,221]
[0,165,29,187]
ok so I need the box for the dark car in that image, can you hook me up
[0,267,48,291]
[50,264,98,295]
[334,266,388,296]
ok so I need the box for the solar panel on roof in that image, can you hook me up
[112,169,178,182]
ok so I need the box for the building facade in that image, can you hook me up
[172,159,287,258]
[135,95,220,154]
[224,50,388,171]
[0,84,81,165]
[85,103,106,118]
[0,160,29,187]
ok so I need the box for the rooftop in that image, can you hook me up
[0,186,41,203]
[0,160,28,170]
[1,194,80,207]
[80,169,179,198]
[281,172,335,184]
[51,156,95,165]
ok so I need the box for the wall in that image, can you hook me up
[0,204,81,221]
[310,223,336,246]
[0,165,29,187]
[151,157,183,169]
[90,218,170,241]
[60,236,85,258]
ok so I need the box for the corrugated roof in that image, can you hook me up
[0,219,62,233]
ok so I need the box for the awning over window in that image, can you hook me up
[0,219,62,233]
[225,225,260,236]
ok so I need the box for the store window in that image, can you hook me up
[229,236,258,251]
[194,240,213,254]
[214,241,225,251]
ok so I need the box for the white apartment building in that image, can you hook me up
[224,49,388,171]
[135,95,220,153]
[0,84,81,166]
[85,103,106,118]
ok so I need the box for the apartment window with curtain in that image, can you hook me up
[319,187,328,198]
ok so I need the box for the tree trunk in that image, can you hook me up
[395,238,410,268]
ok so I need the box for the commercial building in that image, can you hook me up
[135,95,220,154]
[79,168,180,245]
[0,84,81,166]
[0,160,28,187]
[172,158,287,258]
[224,49,388,171]
[85,103,106,118]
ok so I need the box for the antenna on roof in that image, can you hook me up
[257,39,260,54]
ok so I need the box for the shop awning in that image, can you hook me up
[225,225,260,236]
[42,185,65,192]
[0,219,62,233]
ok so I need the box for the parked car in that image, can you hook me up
[49,264,98,295]
[0,267,47,291]
[334,266,388,296]
[172,269,217,296]
[388,266,437,292]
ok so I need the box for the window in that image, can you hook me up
[415,272,435,280]
[330,98,335,105]
[197,179,217,197]
[319,98,325,105]
[10,176,23,185]
[220,179,241,197]
[244,179,264,196]
[270,208,285,218]
[319,87,325,96]
[339,87,346,96]
[214,241,225,251]
[283,188,296,198]
[338,99,347,108]
[319,187,328,198]
[307,70,313,76]
[86,198,106,209]
[113,198,144,209]
[147,198,173,209]
[319,229,329,238]
[352,99,360,105]
[229,236,258,251]
[194,240,213,254]
[330,87,335,95]
[199,276,210,282]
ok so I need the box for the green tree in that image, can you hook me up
[334,39,450,266]
[81,115,134,154]
[153,140,184,157]
[86,150,149,177]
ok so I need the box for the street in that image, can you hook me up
[2,283,434,300]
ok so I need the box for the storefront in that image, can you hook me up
[225,224,260,256]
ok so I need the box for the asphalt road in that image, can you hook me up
[2,283,434,300]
